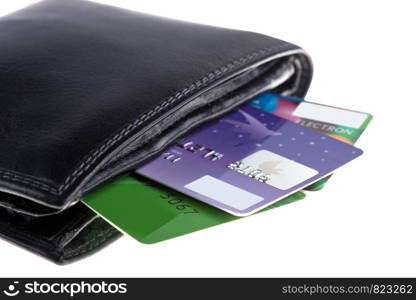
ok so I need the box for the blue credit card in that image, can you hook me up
[136,104,363,216]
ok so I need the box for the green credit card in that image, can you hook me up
[84,175,305,244]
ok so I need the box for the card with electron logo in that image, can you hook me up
[251,92,372,190]
[251,92,372,145]
[136,104,363,216]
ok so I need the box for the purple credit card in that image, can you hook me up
[136,104,363,216]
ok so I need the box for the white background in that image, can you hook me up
[1,0,415,277]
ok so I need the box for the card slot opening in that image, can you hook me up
[0,51,311,216]
[83,52,311,195]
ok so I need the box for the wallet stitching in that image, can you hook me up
[57,44,293,193]
[0,169,57,193]
[58,44,299,193]
[0,43,301,197]
[63,227,119,260]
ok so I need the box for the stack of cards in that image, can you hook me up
[83,93,372,243]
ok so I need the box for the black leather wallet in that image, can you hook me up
[0,0,313,263]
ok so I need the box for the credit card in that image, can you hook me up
[251,92,372,190]
[83,175,306,244]
[84,94,370,244]
[136,104,363,216]
[251,92,373,145]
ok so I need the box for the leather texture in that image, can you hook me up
[0,0,313,263]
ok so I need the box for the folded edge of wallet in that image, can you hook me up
[0,200,120,264]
